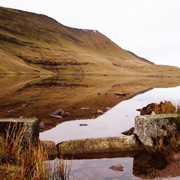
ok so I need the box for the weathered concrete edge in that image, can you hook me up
[134,114,180,153]
[40,141,58,158]
[0,117,40,143]
[57,135,144,155]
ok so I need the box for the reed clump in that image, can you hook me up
[138,101,178,115]
[0,124,71,180]
[155,133,180,157]
[151,101,180,156]
[49,157,71,180]
[176,104,180,114]
[152,101,176,114]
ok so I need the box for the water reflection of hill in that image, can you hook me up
[0,75,180,130]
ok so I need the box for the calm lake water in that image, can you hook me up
[41,86,180,180]
[40,86,180,143]
[1,75,180,179]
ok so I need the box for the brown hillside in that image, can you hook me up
[0,6,180,76]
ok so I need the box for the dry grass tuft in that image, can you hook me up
[49,157,71,180]
[139,101,177,115]
[0,124,71,180]
[155,132,180,156]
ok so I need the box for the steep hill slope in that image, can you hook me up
[0,6,180,76]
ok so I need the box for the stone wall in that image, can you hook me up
[134,114,180,152]
[0,117,40,144]
[1,114,179,157]
[57,135,144,156]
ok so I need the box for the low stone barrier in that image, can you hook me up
[1,114,180,157]
[57,135,144,156]
[0,117,40,144]
[41,141,58,158]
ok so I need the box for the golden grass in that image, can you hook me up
[0,124,71,180]
[156,101,176,114]
[155,133,180,157]
[49,157,71,180]
[1,6,180,76]
[154,102,180,156]
[0,124,48,179]
[177,104,180,114]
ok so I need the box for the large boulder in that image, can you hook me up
[134,114,180,152]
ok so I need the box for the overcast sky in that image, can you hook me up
[1,0,180,67]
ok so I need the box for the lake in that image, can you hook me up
[0,75,180,179]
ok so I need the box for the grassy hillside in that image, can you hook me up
[0,6,180,76]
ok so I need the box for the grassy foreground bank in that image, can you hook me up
[0,125,70,180]
[0,101,180,179]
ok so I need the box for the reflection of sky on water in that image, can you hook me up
[40,86,180,144]
[47,157,136,180]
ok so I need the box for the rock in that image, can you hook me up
[52,109,63,115]
[122,127,134,135]
[8,110,15,113]
[81,107,89,110]
[22,104,28,107]
[109,165,124,171]
[39,122,45,129]
[0,117,40,144]
[116,92,129,97]
[41,141,58,157]
[93,110,104,114]
[134,114,180,153]
[57,135,144,155]
[105,107,111,110]
[51,109,69,118]
[50,114,62,119]
[151,111,156,115]
[79,124,88,126]
[117,95,123,98]
[97,109,103,114]
[61,111,70,118]
[98,92,108,95]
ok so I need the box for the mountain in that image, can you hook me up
[0,6,180,76]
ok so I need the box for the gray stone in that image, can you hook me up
[22,104,28,107]
[0,117,40,144]
[8,110,15,113]
[81,107,89,110]
[39,122,45,129]
[122,127,134,135]
[57,135,144,155]
[97,109,103,114]
[50,109,70,118]
[134,114,180,152]
[50,114,62,119]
